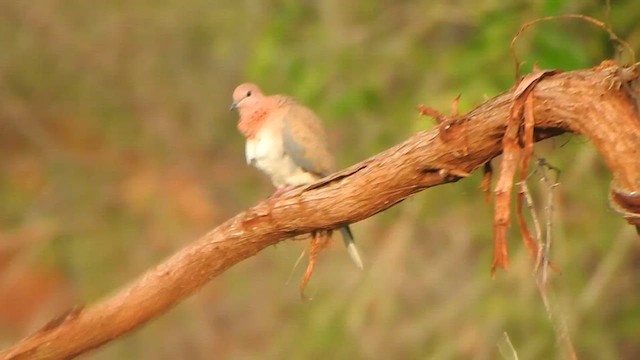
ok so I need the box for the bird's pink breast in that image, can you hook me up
[238,108,269,139]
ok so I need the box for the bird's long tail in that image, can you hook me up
[339,226,364,270]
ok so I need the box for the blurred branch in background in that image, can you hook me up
[1,62,639,359]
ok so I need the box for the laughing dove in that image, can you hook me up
[230,83,363,269]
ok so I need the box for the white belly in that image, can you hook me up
[246,130,316,188]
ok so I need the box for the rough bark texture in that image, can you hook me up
[1,61,639,360]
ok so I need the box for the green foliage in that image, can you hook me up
[1,0,640,359]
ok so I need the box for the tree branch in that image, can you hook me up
[2,61,639,359]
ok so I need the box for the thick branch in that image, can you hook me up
[2,61,639,359]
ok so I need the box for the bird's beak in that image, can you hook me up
[229,101,239,111]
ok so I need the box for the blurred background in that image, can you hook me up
[1,0,639,359]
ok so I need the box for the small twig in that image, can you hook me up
[530,160,577,360]
[534,281,578,360]
[417,104,449,123]
[604,0,612,42]
[520,158,576,359]
[542,183,556,284]
[517,181,543,267]
[524,158,561,274]
[497,331,520,360]
[536,158,561,182]
[510,15,635,80]
[285,248,307,285]
[537,160,561,284]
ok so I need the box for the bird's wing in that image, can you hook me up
[280,98,335,177]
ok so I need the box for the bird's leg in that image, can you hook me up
[299,230,332,300]
[300,231,320,301]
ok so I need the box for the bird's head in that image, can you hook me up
[230,83,264,112]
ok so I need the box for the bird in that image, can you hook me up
[230,82,363,270]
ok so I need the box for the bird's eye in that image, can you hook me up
[246,90,252,97]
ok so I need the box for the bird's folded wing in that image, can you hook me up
[281,103,335,177]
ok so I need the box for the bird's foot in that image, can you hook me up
[299,230,332,301]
